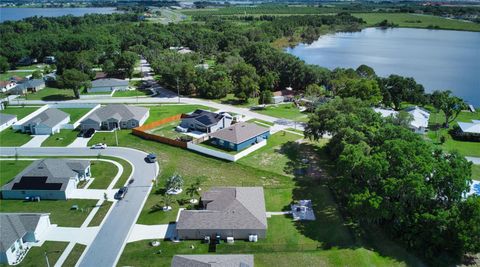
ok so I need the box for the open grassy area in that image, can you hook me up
[0,106,39,119]
[0,71,32,81]
[211,93,259,107]
[22,87,76,101]
[62,244,86,267]
[88,200,113,227]
[255,103,309,122]
[58,108,91,122]
[144,104,212,123]
[354,13,480,32]
[0,128,32,146]
[41,130,78,147]
[427,110,480,157]
[0,160,33,186]
[247,119,275,127]
[16,241,68,267]
[0,199,98,227]
[149,120,186,139]
[113,89,152,97]
[89,160,118,189]
[472,165,480,181]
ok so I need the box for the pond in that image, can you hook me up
[0,7,120,22]
[286,27,480,107]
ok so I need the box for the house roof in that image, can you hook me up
[81,104,148,124]
[208,122,269,144]
[171,254,254,267]
[458,120,480,134]
[176,187,267,231]
[182,109,224,127]
[0,213,49,251]
[22,79,45,88]
[273,90,294,97]
[91,78,128,88]
[0,113,17,125]
[405,106,430,129]
[1,159,90,192]
[22,108,69,128]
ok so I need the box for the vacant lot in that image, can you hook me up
[255,103,309,122]
[0,106,40,119]
[0,160,33,186]
[22,87,76,101]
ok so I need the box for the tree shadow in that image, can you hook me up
[41,94,76,101]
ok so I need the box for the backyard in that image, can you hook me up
[144,104,212,124]
[149,120,188,140]
[0,106,40,119]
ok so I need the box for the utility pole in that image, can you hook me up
[176,77,180,103]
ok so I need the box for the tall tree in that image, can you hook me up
[431,90,466,128]
[58,69,91,99]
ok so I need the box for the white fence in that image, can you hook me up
[187,140,267,162]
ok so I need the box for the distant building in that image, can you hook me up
[374,106,430,134]
[0,213,51,265]
[1,159,91,200]
[79,104,149,131]
[179,109,232,133]
[43,56,56,64]
[88,78,129,93]
[0,114,17,132]
[176,187,267,240]
[272,89,295,103]
[457,120,480,136]
[208,122,270,151]
[171,255,254,267]
[16,108,69,135]
[8,79,45,95]
[0,81,17,92]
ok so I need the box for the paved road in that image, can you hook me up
[0,147,159,267]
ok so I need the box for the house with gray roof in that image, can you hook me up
[17,108,69,135]
[208,122,270,151]
[1,159,91,200]
[8,79,45,95]
[171,254,254,267]
[0,113,17,132]
[0,213,51,265]
[79,104,149,130]
[176,187,267,240]
[179,109,232,133]
[88,78,129,93]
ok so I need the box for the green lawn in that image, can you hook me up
[212,93,259,107]
[41,130,78,147]
[23,87,76,101]
[113,89,152,97]
[16,241,68,267]
[472,165,480,181]
[58,108,91,122]
[149,121,186,139]
[144,104,212,123]
[0,160,33,186]
[0,128,32,146]
[0,71,32,80]
[89,160,118,189]
[88,201,113,226]
[354,13,480,32]
[62,244,86,267]
[255,103,309,122]
[0,199,98,227]
[0,106,40,119]
[247,119,274,127]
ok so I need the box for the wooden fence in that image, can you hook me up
[131,114,188,148]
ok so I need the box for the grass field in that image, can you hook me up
[41,130,78,147]
[0,160,33,186]
[62,244,86,267]
[0,128,32,146]
[22,87,76,101]
[472,165,480,181]
[88,160,118,189]
[0,106,39,119]
[354,13,480,32]
[113,89,152,97]
[58,108,91,122]
[0,199,98,227]
[255,103,309,122]
[16,241,68,267]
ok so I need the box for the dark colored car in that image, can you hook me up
[77,130,84,137]
[145,153,157,163]
[115,186,128,200]
[83,128,95,138]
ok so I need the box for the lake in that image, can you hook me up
[286,27,480,107]
[0,7,120,22]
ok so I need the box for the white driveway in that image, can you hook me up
[42,226,100,245]
[21,135,49,147]
[69,189,118,200]
[127,223,176,243]
[68,136,92,147]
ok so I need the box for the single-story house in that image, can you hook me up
[79,104,149,131]
[43,56,56,64]
[208,122,270,151]
[0,114,17,132]
[1,159,91,200]
[176,187,267,240]
[457,120,480,136]
[0,213,51,265]
[374,106,430,134]
[88,78,129,93]
[17,108,69,135]
[169,46,193,54]
[0,81,17,92]
[171,255,254,267]
[272,89,295,103]
[180,109,232,133]
[8,79,45,95]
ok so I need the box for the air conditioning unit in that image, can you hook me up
[226,237,234,244]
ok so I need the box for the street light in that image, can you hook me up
[44,250,61,267]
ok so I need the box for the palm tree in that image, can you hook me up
[186,184,199,203]
[161,194,173,211]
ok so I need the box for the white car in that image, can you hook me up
[91,143,107,149]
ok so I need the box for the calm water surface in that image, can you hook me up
[286,27,480,107]
[0,7,120,22]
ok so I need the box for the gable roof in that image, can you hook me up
[0,213,49,251]
[171,254,254,267]
[22,79,45,88]
[81,104,148,124]
[91,78,128,88]
[0,113,17,125]
[182,109,224,127]
[22,108,69,128]
[176,187,267,231]
[2,159,90,192]
[208,122,269,144]
[405,106,430,129]
[458,120,480,134]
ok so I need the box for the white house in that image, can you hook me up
[0,114,17,132]
[0,81,17,92]
[0,213,51,265]
[88,78,129,93]
[16,108,69,135]
[458,120,480,135]
[374,106,430,134]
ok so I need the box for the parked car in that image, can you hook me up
[91,143,107,149]
[115,186,128,200]
[77,130,84,137]
[145,153,157,163]
[83,128,95,138]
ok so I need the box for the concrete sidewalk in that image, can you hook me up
[44,226,100,245]
[69,189,117,200]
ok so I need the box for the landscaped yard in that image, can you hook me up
[88,160,119,189]
[41,130,78,147]
[22,87,76,101]
[149,121,187,140]
[58,108,91,122]
[113,89,152,97]
[0,128,32,146]
[0,160,33,186]
[16,241,68,267]
[63,244,86,267]
[0,106,40,119]
[0,199,99,227]
[255,103,309,122]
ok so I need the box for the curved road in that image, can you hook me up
[0,147,159,267]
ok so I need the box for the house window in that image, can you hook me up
[10,244,15,253]
[229,143,235,149]
[219,140,224,145]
